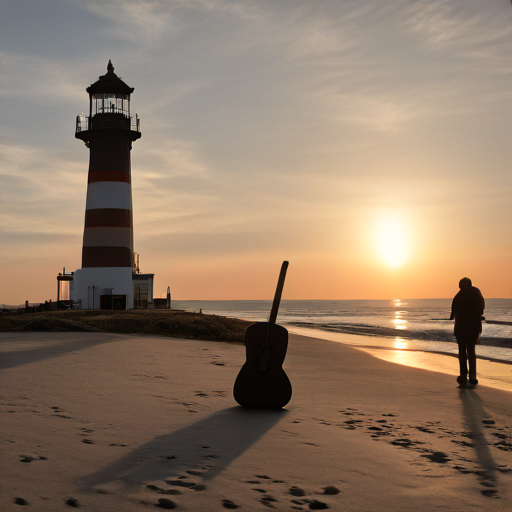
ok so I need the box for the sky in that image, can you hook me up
[1,0,512,303]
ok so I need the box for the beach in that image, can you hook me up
[1,331,511,511]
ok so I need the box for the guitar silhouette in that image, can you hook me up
[233,261,292,409]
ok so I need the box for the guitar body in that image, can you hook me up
[233,322,292,409]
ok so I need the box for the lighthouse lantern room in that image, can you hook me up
[68,61,154,310]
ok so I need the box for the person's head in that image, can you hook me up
[459,277,472,289]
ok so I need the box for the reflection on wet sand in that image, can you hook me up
[394,338,408,350]
[353,347,512,393]
[288,326,512,392]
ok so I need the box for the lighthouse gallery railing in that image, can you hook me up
[76,115,141,134]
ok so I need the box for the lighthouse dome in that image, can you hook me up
[86,60,134,95]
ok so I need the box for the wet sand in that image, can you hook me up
[288,326,512,392]
[1,331,511,511]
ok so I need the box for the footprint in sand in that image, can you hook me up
[65,497,79,507]
[14,497,28,506]
[308,499,329,510]
[156,498,176,509]
[147,484,182,495]
[291,499,329,510]
[491,439,511,451]
[415,426,435,434]
[222,499,240,509]
[389,438,417,448]
[51,406,71,418]
[19,455,47,463]
[260,494,278,507]
[165,479,207,492]
[337,407,512,498]
[243,473,337,509]
[165,480,196,488]
[421,451,451,464]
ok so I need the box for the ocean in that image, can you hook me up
[172,298,512,343]
[172,299,512,373]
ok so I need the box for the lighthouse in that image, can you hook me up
[68,61,154,310]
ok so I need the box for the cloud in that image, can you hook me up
[401,0,512,69]
[261,1,512,134]
[0,52,85,104]
[82,0,174,43]
[0,138,85,236]
[0,229,77,246]
[81,0,261,45]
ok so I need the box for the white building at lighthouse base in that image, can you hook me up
[69,267,154,310]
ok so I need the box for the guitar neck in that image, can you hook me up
[268,261,289,325]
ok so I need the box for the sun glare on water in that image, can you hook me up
[376,217,407,268]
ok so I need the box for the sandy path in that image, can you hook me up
[1,331,511,511]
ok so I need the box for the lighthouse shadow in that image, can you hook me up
[0,333,125,370]
[82,406,287,491]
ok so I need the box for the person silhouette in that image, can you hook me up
[450,277,485,386]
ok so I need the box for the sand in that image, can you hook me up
[1,331,511,511]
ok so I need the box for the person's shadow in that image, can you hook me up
[82,406,287,491]
[459,389,497,494]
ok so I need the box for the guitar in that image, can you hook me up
[233,261,292,408]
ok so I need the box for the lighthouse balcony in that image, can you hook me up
[76,113,141,134]
[76,113,141,145]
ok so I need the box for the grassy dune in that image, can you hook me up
[0,310,251,343]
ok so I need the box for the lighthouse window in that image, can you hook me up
[92,94,103,115]
[92,94,130,116]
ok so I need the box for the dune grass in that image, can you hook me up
[0,309,251,343]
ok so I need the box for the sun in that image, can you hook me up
[376,217,407,268]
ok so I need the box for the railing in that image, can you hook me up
[76,114,141,134]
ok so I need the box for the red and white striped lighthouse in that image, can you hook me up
[70,61,153,310]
